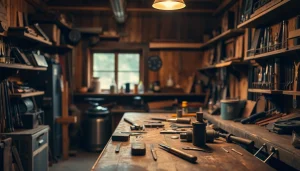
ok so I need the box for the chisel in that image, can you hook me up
[159,144,197,163]
[241,108,276,124]
[151,117,191,124]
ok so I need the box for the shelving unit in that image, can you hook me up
[74,92,206,97]
[8,29,52,46]
[149,42,203,49]
[199,29,244,50]
[30,14,72,30]
[282,91,300,96]
[198,60,246,71]
[10,91,45,98]
[41,44,74,54]
[238,0,300,28]
[245,45,300,61]
[0,63,47,71]
[248,88,282,94]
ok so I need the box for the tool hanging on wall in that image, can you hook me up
[293,61,300,108]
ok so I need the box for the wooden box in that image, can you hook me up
[1,125,49,171]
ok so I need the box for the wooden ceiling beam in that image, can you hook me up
[48,6,215,13]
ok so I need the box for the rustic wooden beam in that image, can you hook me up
[48,6,215,13]
[149,42,203,49]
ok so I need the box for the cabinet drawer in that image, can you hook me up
[33,132,48,151]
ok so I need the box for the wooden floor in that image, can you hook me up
[92,113,274,171]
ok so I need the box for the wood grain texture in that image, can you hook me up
[73,12,212,89]
[92,113,274,171]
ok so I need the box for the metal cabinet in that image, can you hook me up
[1,125,49,171]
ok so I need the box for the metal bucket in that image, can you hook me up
[220,99,245,120]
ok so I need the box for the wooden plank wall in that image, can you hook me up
[5,0,36,28]
[72,12,216,91]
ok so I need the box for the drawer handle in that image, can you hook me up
[38,139,44,145]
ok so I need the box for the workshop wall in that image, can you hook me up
[72,12,216,91]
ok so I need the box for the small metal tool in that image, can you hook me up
[124,118,143,130]
[115,143,121,153]
[182,147,212,153]
[221,147,229,153]
[150,144,157,161]
[254,143,267,157]
[159,144,197,163]
[231,148,243,156]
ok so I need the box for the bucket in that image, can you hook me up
[220,99,245,120]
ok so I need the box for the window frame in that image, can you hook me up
[92,51,142,90]
[87,42,149,91]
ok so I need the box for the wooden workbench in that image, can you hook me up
[92,113,273,171]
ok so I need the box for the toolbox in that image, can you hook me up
[0,125,49,171]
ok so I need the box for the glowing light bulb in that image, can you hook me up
[162,1,176,9]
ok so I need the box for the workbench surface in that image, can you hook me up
[92,113,273,171]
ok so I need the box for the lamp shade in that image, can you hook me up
[152,0,186,10]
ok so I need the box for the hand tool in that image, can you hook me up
[160,130,187,134]
[121,131,147,134]
[144,121,162,123]
[231,148,243,156]
[293,61,300,108]
[159,144,197,163]
[274,58,280,90]
[288,65,294,90]
[115,143,121,153]
[171,124,193,129]
[182,147,212,153]
[151,117,191,124]
[180,131,193,142]
[124,118,143,130]
[171,113,196,117]
[218,133,254,147]
[222,147,229,153]
[241,108,276,124]
[150,144,157,161]
[263,65,268,88]
[12,146,24,171]
[144,123,164,128]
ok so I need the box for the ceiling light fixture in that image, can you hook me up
[152,0,186,10]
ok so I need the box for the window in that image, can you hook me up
[93,52,140,90]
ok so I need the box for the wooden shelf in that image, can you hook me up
[10,91,45,98]
[149,42,203,49]
[8,29,53,46]
[99,35,120,40]
[203,113,300,170]
[74,92,206,97]
[199,29,244,50]
[245,45,300,61]
[283,91,300,96]
[248,88,282,94]
[198,60,246,71]
[41,44,74,54]
[0,63,47,71]
[30,14,72,30]
[238,0,300,28]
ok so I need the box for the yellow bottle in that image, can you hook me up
[182,101,188,115]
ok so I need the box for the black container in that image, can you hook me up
[192,112,206,147]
